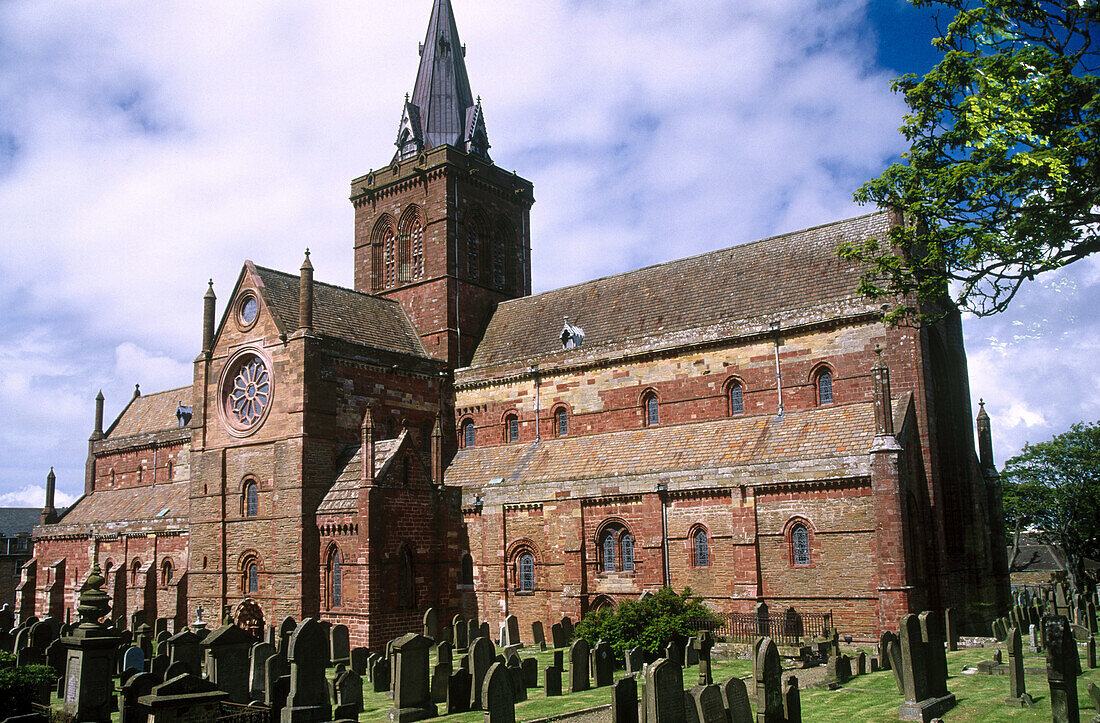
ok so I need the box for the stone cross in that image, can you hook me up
[694,631,714,686]
[1045,615,1080,723]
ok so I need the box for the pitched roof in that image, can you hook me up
[318,437,404,514]
[251,265,428,358]
[446,398,900,495]
[56,481,189,526]
[0,508,42,537]
[467,212,892,370]
[107,387,191,438]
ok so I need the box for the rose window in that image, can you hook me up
[225,355,271,429]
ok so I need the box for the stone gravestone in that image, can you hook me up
[594,640,614,687]
[755,637,783,723]
[897,613,956,722]
[123,646,145,675]
[483,662,515,723]
[551,622,566,649]
[695,631,714,686]
[423,608,438,641]
[202,623,253,703]
[1088,635,1096,670]
[856,651,867,676]
[249,642,277,703]
[373,656,391,694]
[333,668,363,718]
[532,621,546,650]
[506,655,526,703]
[469,635,496,710]
[1004,627,1035,707]
[626,647,645,675]
[1088,682,1100,715]
[521,657,537,688]
[570,638,591,693]
[120,671,157,723]
[277,616,296,658]
[561,616,574,641]
[665,640,682,667]
[720,676,752,723]
[59,564,122,723]
[919,610,949,698]
[886,638,904,695]
[282,619,332,723]
[645,657,685,723]
[454,616,468,650]
[503,615,520,647]
[689,684,725,723]
[879,630,896,671]
[1029,624,1041,654]
[136,673,229,721]
[265,654,290,707]
[447,668,471,714]
[432,658,452,704]
[944,607,958,652]
[1045,615,1080,723]
[481,622,491,641]
[330,624,351,667]
[389,633,437,722]
[782,675,802,723]
[150,653,168,683]
[613,675,639,723]
[468,619,481,648]
[754,602,770,637]
[545,663,563,697]
[685,642,699,668]
[351,647,370,676]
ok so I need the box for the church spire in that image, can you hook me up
[395,0,490,162]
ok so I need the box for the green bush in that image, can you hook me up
[0,661,57,713]
[574,587,721,660]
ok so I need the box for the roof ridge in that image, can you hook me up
[498,210,889,308]
[252,264,403,306]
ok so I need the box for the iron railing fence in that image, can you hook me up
[688,610,833,646]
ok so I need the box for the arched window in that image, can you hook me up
[467,226,481,282]
[555,408,568,437]
[729,382,744,416]
[398,547,414,609]
[492,236,506,290]
[644,393,659,427]
[622,533,635,572]
[505,414,519,443]
[398,208,425,284]
[411,221,424,281]
[693,529,710,568]
[247,563,259,594]
[244,481,259,518]
[161,559,173,586]
[602,534,616,572]
[518,553,535,591]
[383,229,397,288]
[792,524,810,566]
[462,419,476,449]
[329,548,343,608]
[461,554,474,586]
[817,369,834,405]
[131,559,142,585]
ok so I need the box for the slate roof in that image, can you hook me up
[0,508,42,537]
[107,387,192,438]
[251,266,428,359]
[446,398,900,491]
[407,0,478,152]
[1009,538,1100,573]
[318,437,404,514]
[467,212,892,370]
[58,481,189,526]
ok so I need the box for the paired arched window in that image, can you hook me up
[244,481,259,518]
[398,546,415,609]
[692,528,710,568]
[554,407,568,437]
[643,392,659,427]
[598,523,636,573]
[382,228,397,289]
[161,559,173,586]
[792,524,810,566]
[505,414,520,443]
[462,419,476,449]
[467,225,482,282]
[329,547,343,608]
[461,554,475,586]
[816,369,834,405]
[518,553,535,591]
[398,208,425,283]
[729,382,744,416]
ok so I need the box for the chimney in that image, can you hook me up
[431,416,443,485]
[91,390,105,441]
[977,399,995,474]
[361,407,375,484]
[873,348,894,437]
[299,250,313,333]
[202,280,216,355]
[41,468,57,525]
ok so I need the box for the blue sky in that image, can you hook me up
[0,0,1096,508]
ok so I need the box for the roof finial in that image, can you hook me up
[133,384,141,399]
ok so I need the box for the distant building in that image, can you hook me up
[1008,533,1100,588]
[0,508,39,608]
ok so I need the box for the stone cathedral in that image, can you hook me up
[23,0,1010,647]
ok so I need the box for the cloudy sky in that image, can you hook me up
[0,0,1095,508]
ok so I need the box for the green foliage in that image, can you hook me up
[1001,420,1100,593]
[574,588,721,660]
[843,0,1100,321]
[0,663,57,713]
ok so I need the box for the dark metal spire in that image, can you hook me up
[395,0,490,162]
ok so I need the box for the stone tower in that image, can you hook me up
[350,0,534,368]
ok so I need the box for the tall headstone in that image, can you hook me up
[469,635,495,710]
[351,647,370,676]
[59,564,120,723]
[265,653,290,707]
[1004,627,1035,707]
[754,602,770,637]
[282,619,332,723]
[483,662,515,723]
[613,675,639,723]
[454,615,468,650]
[689,684,725,723]
[1045,615,1080,723]
[644,658,684,723]
[166,629,202,677]
[119,671,157,723]
[503,615,520,647]
[447,668,471,713]
[879,630,896,671]
[919,611,948,698]
[594,640,614,687]
[1087,635,1096,669]
[423,608,439,641]
[551,622,566,649]
[897,613,955,722]
[330,624,351,666]
[333,669,364,718]
[626,647,645,675]
[388,633,437,722]
[278,616,296,659]
[432,659,452,704]
[201,623,253,703]
[532,621,546,649]
[944,607,958,652]
[373,656,391,694]
[249,642,277,703]
[754,637,783,723]
[123,646,145,675]
[561,616,574,641]
[570,638,591,693]
[782,675,801,723]
[720,676,752,723]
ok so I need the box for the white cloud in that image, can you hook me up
[0,484,77,509]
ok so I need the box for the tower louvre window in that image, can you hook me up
[383,231,397,288]
[412,223,424,281]
[467,228,481,282]
[492,237,505,290]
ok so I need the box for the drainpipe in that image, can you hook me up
[771,321,784,418]
[532,365,541,443]
[657,483,670,588]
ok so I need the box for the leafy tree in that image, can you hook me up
[1000,420,1100,595]
[843,0,1100,322]
[574,588,720,660]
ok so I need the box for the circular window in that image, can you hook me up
[221,351,273,434]
[239,294,259,328]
